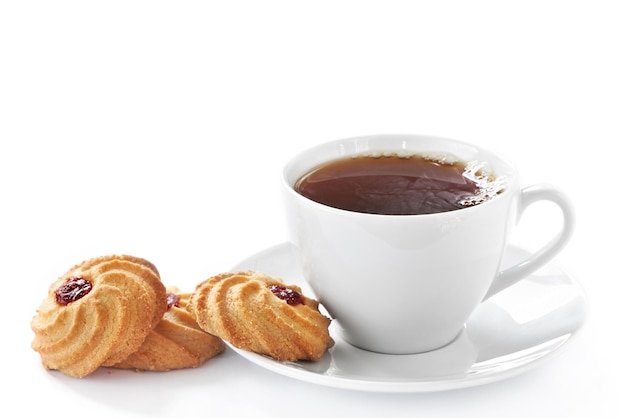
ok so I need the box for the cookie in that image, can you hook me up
[187,271,334,361]
[113,287,225,371]
[31,255,167,377]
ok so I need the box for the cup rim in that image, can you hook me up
[282,134,519,218]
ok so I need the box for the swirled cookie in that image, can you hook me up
[31,255,167,378]
[113,287,225,371]
[187,271,334,362]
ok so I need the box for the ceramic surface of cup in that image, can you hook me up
[282,134,574,354]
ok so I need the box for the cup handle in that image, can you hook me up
[483,184,575,300]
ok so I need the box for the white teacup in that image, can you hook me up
[282,134,575,354]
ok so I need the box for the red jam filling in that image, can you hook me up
[55,276,93,306]
[166,292,180,310]
[267,285,304,306]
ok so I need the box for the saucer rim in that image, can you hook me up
[227,242,587,393]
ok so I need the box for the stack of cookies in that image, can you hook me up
[31,255,225,378]
[31,255,334,378]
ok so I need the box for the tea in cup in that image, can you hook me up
[282,134,574,354]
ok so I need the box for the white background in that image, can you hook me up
[1,1,624,417]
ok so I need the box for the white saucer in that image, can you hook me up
[230,243,587,393]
